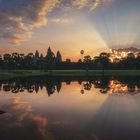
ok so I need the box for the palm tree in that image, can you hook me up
[80,50,84,62]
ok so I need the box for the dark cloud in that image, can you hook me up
[0,0,112,45]
[0,0,59,45]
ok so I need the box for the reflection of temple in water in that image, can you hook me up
[0,76,140,96]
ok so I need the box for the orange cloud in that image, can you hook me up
[1,97,54,140]
[0,0,113,45]
[49,17,73,24]
[0,0,59,45]
[72,0,112,10]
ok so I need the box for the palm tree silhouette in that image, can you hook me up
[80,50,84,62]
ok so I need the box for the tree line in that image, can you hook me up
[1,47,140,69]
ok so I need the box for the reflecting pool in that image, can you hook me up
[0,76,140,140]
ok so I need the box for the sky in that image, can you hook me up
[0,0,140,61]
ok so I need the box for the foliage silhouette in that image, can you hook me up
[1,76,140,95]
[1,47,140,70]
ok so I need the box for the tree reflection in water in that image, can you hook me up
[1,76,140,95]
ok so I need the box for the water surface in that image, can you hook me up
[0,76,140,140]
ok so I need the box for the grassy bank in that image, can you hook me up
[47,70,140,76]
[0,70,46,79]
[1,70,140,79]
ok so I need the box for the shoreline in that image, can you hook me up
[1,70,140,80]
